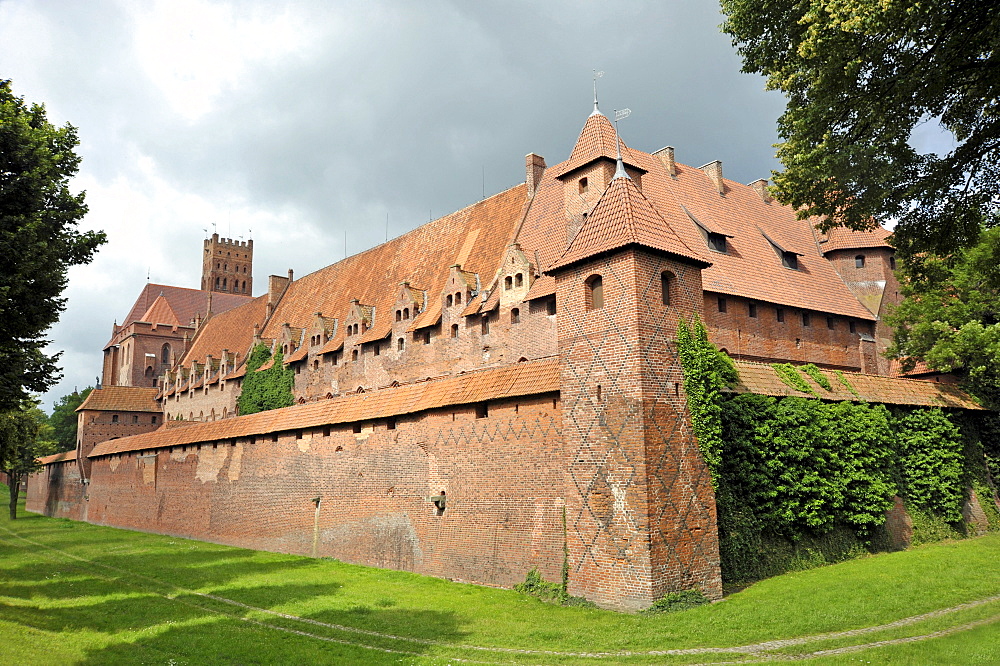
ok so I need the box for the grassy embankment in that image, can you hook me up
[2,484,999,664]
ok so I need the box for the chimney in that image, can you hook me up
[700,160,725,194]
[267,273,291,316]
[750,178,772,203]
[525,153,546,195]
[653,146,676,176]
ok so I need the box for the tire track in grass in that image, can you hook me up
[3,524,998,663]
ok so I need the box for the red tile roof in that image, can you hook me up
[731,360,981,409]
[139,293,181,326]
[120,284,251,330]
[77,387,161,413]
[548,172,708,272]
[38,449,77,465]
[180,295,269,367]
[255,185,526,349]
[817,226,894,253]
[551,112,644,178]
[90,358,560,457]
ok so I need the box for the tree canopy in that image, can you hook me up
[721,0,1000,256]
[48,386,93,451]
[0,79,106,412]
[887,227,1000,408]
[0,402,55,519]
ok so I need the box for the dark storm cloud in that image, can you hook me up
[0,0,787,409]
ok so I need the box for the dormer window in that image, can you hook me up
[782,251,798,270]
[707,232,727,253]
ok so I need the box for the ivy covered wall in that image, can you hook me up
[236,343,295,416]
[676,317,1000,586]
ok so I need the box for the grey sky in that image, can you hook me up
[0,0,789,411]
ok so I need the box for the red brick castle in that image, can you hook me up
[29,103,976,610]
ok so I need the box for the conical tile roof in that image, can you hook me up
[552,112,645,178]
[548,173,709,272]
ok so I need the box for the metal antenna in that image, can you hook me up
[613,108,632,180]
[211,222,217,235]
[385,212,389,242]
[591,70,604,116]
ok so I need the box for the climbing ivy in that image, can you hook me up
[676,315,738,484]
[894,408,965,522]
[771,363,817,395]
[833,369,861,398]
[236,343,295,416]
[801,363,833,391]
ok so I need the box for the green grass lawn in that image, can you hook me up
[2,484,999,664]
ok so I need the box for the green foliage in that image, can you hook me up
[887,228,1000,408]
[640,589,710,615]
[0,80,106,411]
[719,395,896,537]
[47,386,92,451]
[833,369,861,399]
[771,363,816,395]
[514,568,565,603]
[894,408,965,521]
[908,508,965,547]
[676,315,738,483]
[721,1,1000,257]
[801,364,832,391]
[0,402,56,518]
[236,344,295,416]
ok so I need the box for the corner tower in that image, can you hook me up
[546,148,721,610]
[202,233,253,295]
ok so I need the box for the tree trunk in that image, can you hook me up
[8,474,21,519]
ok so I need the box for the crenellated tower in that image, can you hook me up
[202,233,253,295]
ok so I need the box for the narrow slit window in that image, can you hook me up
[660,271,673,306]
[585,275,604,310]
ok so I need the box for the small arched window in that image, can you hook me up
[215,277,220,288]
[398,338,405,351]
[890,255,897,270]
[855,254,865,268]
[660,271,674,306]
[451,323,459,338]
[161,343,171,364]
[504,276,513,290]
[511,307,520,324]
[222,278,227,289]
[351,349,358,362]
[242,280,247,292]
[403,307,409,320]
[585,275,604,310]
[446,294,453,307]
[395,310,401,322]
[515,273,523,288]
[455,292,462,304]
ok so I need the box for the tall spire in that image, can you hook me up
[591,70,604,117]
[613,108,631,180]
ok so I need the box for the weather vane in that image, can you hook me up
[592,70,604,115]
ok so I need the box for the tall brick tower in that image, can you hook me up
[546,133,722,610]
[202,233,253,295]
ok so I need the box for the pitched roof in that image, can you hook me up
[548,172,708,272]
[89,358,560,457]
[817,226,894,253]
[77,386,160,413]
[731,360,981,409]
[120,284,252,329]
[180,294,269,367]
[139,294,180,326]
[251,185,526,351]
[38,449,77,465]
[514,110,879,319]
[551,112,644,178]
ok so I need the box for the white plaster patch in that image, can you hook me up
[228,443,243,481]
[195,446,229,483]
